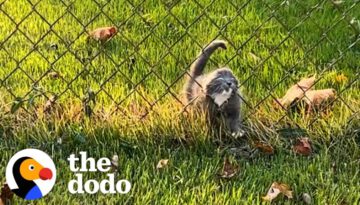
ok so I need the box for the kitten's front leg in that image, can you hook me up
[231,129,245,139]
[226,111,245,138]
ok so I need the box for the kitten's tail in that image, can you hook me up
[185,40,227,102]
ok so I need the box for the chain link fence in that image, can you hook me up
[0,0,359,134]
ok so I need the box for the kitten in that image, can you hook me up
[184,40,244,138]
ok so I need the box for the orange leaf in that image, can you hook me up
[273,182,293,199]
[262,182,293,202]
[254,142,274,154]
[89,26,117,42]
[293,137,312,156]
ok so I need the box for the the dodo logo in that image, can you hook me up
[6,149,56,200]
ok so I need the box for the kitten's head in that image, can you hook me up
[205,68,239,104]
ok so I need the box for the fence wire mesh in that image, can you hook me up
[0,0,359,134]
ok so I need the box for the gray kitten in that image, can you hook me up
[184,40,244,138]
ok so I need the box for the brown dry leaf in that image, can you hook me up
[262,182,293,202]
[218,158,239,179]
[89,26,117,42]
[277,76,316,107]
[303,89,336,110]
[254,142,274,155]
[293,137,312,156]
[156,159,169,169]
[0,183,13,205]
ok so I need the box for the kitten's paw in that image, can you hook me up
[231,129,245,139]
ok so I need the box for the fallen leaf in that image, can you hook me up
[218,158,239,178]
[293,137,312,156]
[254,142,274,155]
[276,183,293,198]
[262,185,281,202]
[262,182,293,202]
[89,26,117,42]
[0,183,13,205]
[156,159,169,169]
[302,89,336,111]
[276,76,316,108]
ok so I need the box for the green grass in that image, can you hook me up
[0,0,359,204]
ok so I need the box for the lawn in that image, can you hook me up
[0,0,359,204]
